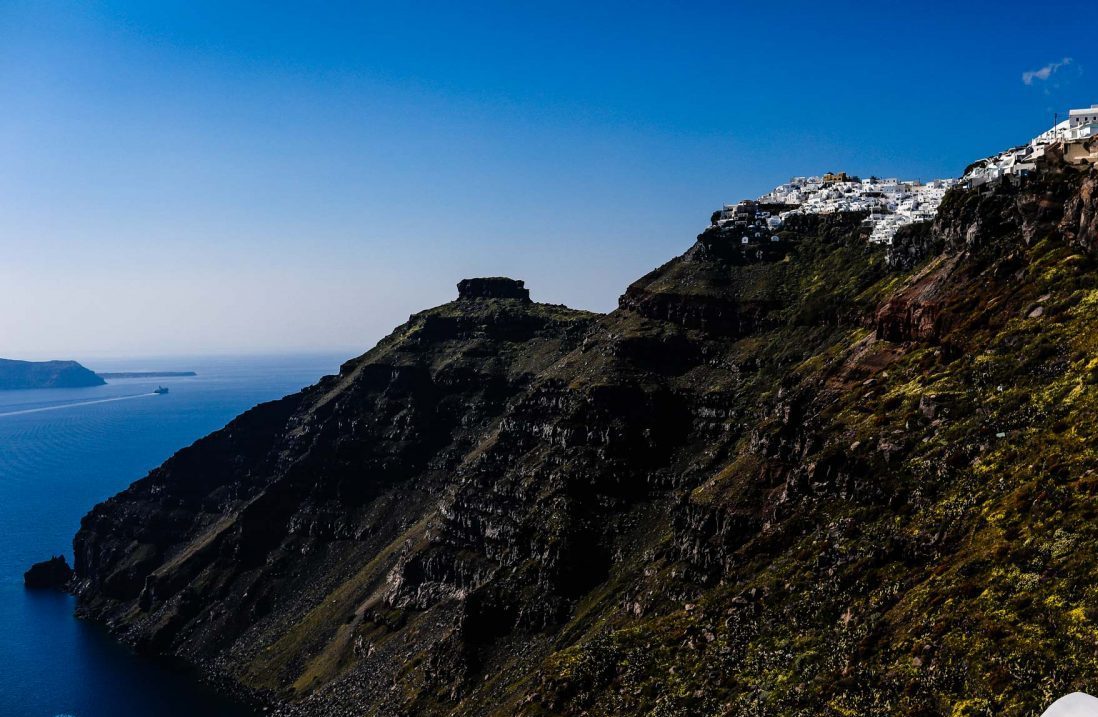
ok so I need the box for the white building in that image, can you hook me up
[966,104,1098,185]
[1064,122,1098,143]
[717,106,1096,247]
[1069,105,1098,129]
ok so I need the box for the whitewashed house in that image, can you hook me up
[1069,105,1098,129]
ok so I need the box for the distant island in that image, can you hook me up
[0,359,106,390]
[95,371,197,379]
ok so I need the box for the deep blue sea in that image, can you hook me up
[0,353,347,717]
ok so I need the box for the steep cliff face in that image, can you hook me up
[74,287,596,701]
[73,163,1098,717]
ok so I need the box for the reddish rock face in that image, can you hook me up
[874,254,962,344]
[879,162,1098,346]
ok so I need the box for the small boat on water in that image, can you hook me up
[153,386,169,395]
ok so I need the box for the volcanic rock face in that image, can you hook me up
[73,164,1098,716]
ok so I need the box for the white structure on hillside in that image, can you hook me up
[965,104,1098,186]
[715,105,1098,248]
[1069,105,1098,129]
[750,174,957,244]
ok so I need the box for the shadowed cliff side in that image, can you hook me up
[73,161,1098,717]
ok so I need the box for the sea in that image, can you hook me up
[0,353,349,717]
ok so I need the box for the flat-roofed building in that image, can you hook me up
[1069,105,1098,129]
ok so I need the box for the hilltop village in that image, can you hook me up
[716,104,1098,246]
[715,174,958,246]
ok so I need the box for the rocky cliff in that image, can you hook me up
[72,159,1098,717]
[0,358,105,390]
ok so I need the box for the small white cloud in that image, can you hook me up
[1023,57,1073,85]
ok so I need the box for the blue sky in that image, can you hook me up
[1,0,1094,358]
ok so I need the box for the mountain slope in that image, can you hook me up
[73,158,1098,717]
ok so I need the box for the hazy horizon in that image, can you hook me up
[5,348,361,367]
[3,0,1094,357]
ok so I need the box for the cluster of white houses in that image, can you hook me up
[965,104,1098,186]
[717,173,957,245]
[716,105,1098,246]
[714,202,786,244]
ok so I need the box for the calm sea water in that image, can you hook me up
[0,353,348,717]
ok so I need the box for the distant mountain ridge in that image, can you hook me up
[0,359,105,390]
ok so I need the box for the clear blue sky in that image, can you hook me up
[1,0,1094,359]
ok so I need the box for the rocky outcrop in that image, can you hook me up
[620,211,883,336]
[25,556,73,589]
[1061,170,1098,253]
[457,277,531,301]
[886,220,938,270]
[71,167,1098,717]
[932,150,1095,258]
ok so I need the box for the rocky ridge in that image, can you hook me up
[71,153,1098,717]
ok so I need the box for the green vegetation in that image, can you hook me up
[516,177,1098,717]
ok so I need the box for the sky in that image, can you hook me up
[1,0,1095,361]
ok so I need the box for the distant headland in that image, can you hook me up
[0,359,198,390]
[0,359,105,390]
[95,371,197,379]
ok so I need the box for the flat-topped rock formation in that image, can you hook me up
[456,276,531,301]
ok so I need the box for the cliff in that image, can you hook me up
[0,358,105,390]
[72,159,1098,717]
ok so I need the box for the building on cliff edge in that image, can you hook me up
[965,104,1098,186]
[748,175,956,245]
[713,104,1098,247]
